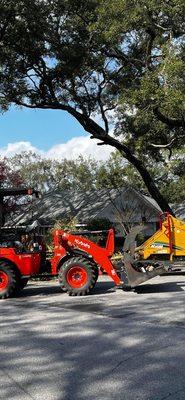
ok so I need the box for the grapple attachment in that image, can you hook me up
[121,253,167,289]
[123,225,146,255]
[121,225,167,289]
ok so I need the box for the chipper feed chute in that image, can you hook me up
[120,225,168,289]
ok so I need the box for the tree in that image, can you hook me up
[96,149,185,205]
[7,152,98,192]
[7,148,185,207]
[0,0,185,213]
[0,159,23,189]
[0,158,25,223]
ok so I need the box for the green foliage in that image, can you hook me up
[0,158,26,219]
[52,217,78,232]
[5,147,185,205]
[94,0,185,153]
[0,0,184,212]
[45,217,79,251]
[85,218,112,245]
[95,151,147,191]
[86,218,112,231]
[6,152,98,193]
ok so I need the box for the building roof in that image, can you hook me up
[173,204,185,220]
[7,186,163,227]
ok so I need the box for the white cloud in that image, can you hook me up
[0,136,114,161]
[1,141,39,156]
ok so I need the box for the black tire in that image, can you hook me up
[122,285,133,291]
[19,278,29,290]
[58,256,98,296]
[93,265,99,285]
[0,262,19,299]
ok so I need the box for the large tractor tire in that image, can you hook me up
[0,262,19,299]
[19,278,29,290]
[58,256,98,296]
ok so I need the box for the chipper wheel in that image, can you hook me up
[0,262,19,299]
[58,256,98,296]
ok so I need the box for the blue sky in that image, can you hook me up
[0,107,85,150]
[0,107,112,160]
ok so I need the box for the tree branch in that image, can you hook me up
[97,79,109,134]
[145,28,156,69]
[103,48,143,67]
[153,107,184,128]
[149,138,176,148]
[13,98,174,215]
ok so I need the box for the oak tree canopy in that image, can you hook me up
[0,0,185,213]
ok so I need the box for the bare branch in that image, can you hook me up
[103,48,143,67]
[26,73,39,92]
[96,142,105,146]
[149,138,176,148]
[145,28,156,69]
[97,75,109,134]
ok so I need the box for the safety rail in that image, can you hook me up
[160,212,174,260]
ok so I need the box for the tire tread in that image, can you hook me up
[59,256,98,296]
[0,261,19,299]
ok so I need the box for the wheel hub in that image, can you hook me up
[67,266,88,288]
[0,271,9,290]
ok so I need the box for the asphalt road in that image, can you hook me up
[1,274,185,400]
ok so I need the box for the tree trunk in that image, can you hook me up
[66,107,175,215]
[127,157,175,215]
[98,134,175,216]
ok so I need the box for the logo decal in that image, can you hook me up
[74,239,90,249]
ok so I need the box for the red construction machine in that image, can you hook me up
[1,211,183,299]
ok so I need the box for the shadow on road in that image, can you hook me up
[134,280,185,294]
[1,278,185,400]
[16,276,185,299]
[17,280,116,298]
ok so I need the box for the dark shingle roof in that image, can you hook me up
[7,186,164,226]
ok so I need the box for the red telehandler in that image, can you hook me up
[1,212,184,299]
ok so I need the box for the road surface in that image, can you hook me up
[1,274,185,400]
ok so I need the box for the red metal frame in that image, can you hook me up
[0,248,41,277]
[51,229,121,285]
[160,212,173,256]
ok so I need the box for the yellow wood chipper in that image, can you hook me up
[136,212,185,263]
[119,212,185,290]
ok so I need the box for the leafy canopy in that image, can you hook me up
[0,0,185,212]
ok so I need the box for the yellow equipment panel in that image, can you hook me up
[137,214,185,261]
